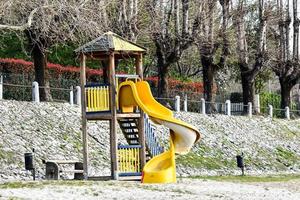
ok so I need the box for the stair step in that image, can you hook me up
[122,126,138,130]
[124,133,138,136]
[127,138,139,141]
[120,120,136,123]
[124,131,138,134]
[125,137,138,141]
[124,130,138,134]
[128,142,139,145]
[125,134,138,137]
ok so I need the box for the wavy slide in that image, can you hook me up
[118,80,201,183]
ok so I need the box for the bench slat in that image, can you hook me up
[45,160,80,164]
[59,170,84,173]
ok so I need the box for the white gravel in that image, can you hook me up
[0,99,300,181]
[0,178,299,200]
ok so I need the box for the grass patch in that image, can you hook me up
[176,150,235,170]
[189,174,300,182]
[0,146,15,164]
[275,147,300,167]
[0,180,95,189]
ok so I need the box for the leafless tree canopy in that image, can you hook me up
[0,0,112,45]
[0,0,299,108]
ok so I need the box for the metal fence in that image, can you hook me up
[1,73,300,119]
[0,73,78,102]
[163,95,300,119]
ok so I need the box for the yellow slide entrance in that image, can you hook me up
[118,80,201,183]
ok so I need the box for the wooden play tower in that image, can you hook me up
[75,32,163,180]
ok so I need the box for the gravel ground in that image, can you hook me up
[0,178,299,200]
[0,100,300,181]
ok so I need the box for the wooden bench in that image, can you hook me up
[43,160,84,180]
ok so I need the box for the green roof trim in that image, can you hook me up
[75,31,146,54]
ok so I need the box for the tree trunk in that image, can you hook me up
[32,44,52,101]
[101,60,109,84]
[156,41,169,98]
[241,71,254,113]
[157,62,168,98]
[279,78,292,109]
[201,55,216,113]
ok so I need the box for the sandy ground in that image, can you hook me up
[0,178,299,200]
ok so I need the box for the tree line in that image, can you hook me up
[0,0,299,113]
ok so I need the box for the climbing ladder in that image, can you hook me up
[118,115,164,160]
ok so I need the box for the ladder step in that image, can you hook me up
[128,142,139,145]
[124,134,138,137]
[125,135,138,138]
[124,132,139,135]
[124,130,138,134]
[118,119,135,123]
[122,126,138,129]
[127,138,139,141]
[127,138,138,140]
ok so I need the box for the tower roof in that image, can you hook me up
[75,31,146,54]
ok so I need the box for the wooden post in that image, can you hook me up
[201,98,206,115]
[285,106,290,120]
[136,53,146,169]
[248,102,252,118]
[175,96,180,112]
[109,52,118,180]
[225,100,231,116]
[80,54,88,180]
[254,94,260,113]
[70,86,74,105]
[75,86,81,105]
[32,81,40,103]
[183,94,188,112]
[268,105,273,118]
[0,74,3,100]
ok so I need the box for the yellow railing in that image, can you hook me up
[85,85,110,112]
[118,145,141,173]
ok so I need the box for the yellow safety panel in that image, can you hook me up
[118,147,140,173]
[86,86,110,112]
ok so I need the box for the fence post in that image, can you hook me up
[254,94,260,113]
[75,86,81,105]
[268,105,273,118]
[70,86,74,105]
[32,81,40,103]
[248,102,252,118]
[183,94,188,112]
[201,98,206,115]
[225,100,231,116]
[175,96,180,112]
[285,106,290,120]
[0,74,3,100]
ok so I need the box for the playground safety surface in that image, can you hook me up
[0,177,299,200]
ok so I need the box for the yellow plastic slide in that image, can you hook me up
[118,80,201,183]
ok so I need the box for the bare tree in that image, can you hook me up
[112,0,140,42]
[175,46,202,78]
[233,0,268,112]
[196,0,230,113]
[0,0,108,100]
[272,0,300,110]
[146,0,201,97]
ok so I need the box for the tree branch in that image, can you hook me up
[0,7,40,31]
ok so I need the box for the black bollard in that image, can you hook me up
[24,148,35,180]
[236,153,245,176]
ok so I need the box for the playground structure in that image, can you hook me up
[75,32,200,183]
